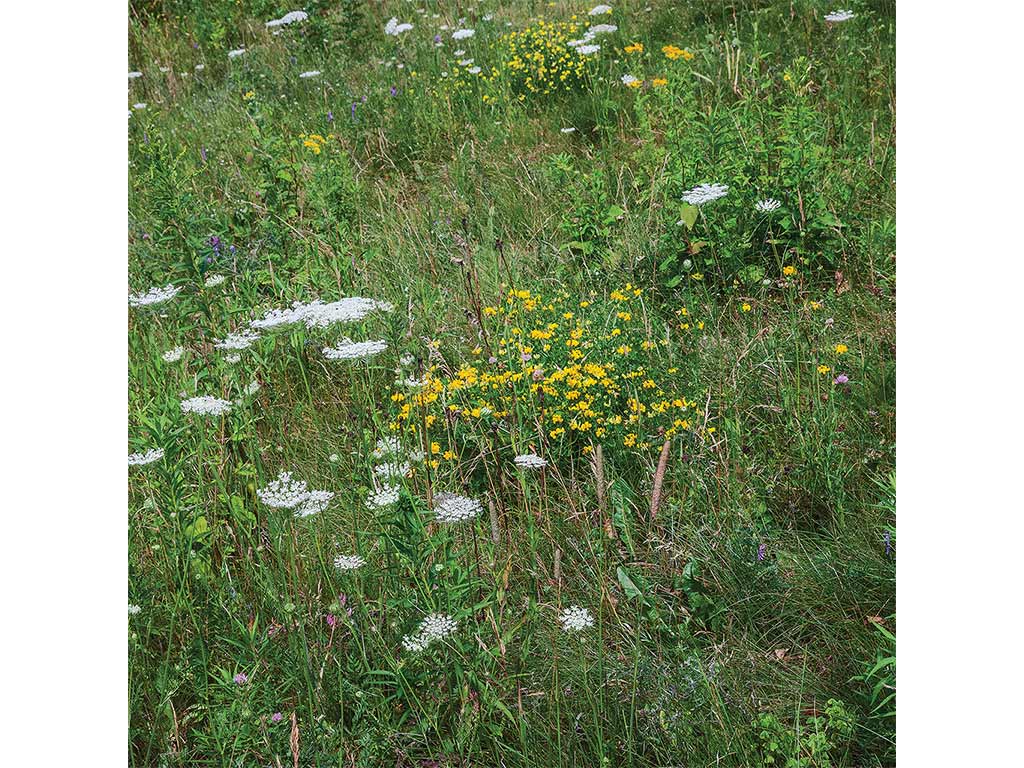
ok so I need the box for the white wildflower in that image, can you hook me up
[682,183,729,205]
[162,346,184,363]
[402,613,457,652]
[588,24,618,34]
[159,66,170,73]
[299,70,321,79]
[133,103,147,110]
[620,74,639,86]
[329,453,340,463]
[561,127,577,133]
[468,66,481,74]
[266,10,308,27]
[251,297,391,331]
[128,603,141,615]
[215,329,260,351]
[559,605,595,632]
[257,471,309,508]
[453,49,466,57]
[366,485,401,509]
[756,198,781,212]
[514,453,548,469]
[374,461,410,479]
[204,274,226,288]
[824,9,855,23]
[224,354,241,364]
[458,58,475,66]
[323,339,387,361]
[407,449,425,463]
[373,436,402,459]
[181,396,232,417]
[577,44,601,55]
[228,48,246,59]
[434,494,482,524]
[195,64,205,71]
[294,489,334,517]
[384,17,414,36]
[128,448,164,466]
[452,28,475,40]
[334,554,366,571]
[589,4,613,15]
[128,71,142,79]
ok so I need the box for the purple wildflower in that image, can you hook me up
[834,374,849,385]
[433,34,441,44]
[325,613,337,628]
[271,712,283,723]
[209,235,222,255]
[350,102,357,120]
[327,110,334,122]
[234,672,248,685]
[229,244,236,255]
[200,146,207,163]
[884,531,891,556]
[757,543,767,562]
[390,86,397,97]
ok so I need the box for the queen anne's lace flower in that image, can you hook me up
[299,70,321,78]
[129,284,181,307]
[755,198,781,212]
[589,4,613,15]
[257,472,308,507]
[559,605,595,632]
[128,71,142,79]
[162,346,184,363]
[514,453,548,469]
[128,603,141,615]
[204,274,226,288]
[181,396,232,417]
[374,461,410,479]
[373,436,402,458]
[334,554,366,571]
[620,74,639,86]
[323,339,387,361]
[682,183,729,205]
[577,44,601,55]
[384,17,414,35]
[228,48,246,58]
[824,9,855,22]
[128,448,164,466]
[452,28,475,40]
[251,297,391,331]
[293,489,334,518]
[434,494,482,524]
[266,10,307,27]
[402,613,457,651]
[366,485,401,509]
[588,24,618,35]
[215,330,260,350]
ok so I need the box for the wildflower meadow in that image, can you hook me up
[128,2,896,765]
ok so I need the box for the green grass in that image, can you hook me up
[128,2,895,765]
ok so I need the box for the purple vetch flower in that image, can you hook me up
[143,132,149,144]
[884,531,891,556]
[390,85,397,96]
[350,102,357,120]
[271,712,283,723]
[361,95,367,103]
[325,613,337,628]
[757,543,767,562]
[234,672,248,685]
[434,34,442,44]
[229,244,236,255]
[834,373,849,385]
[200,146,207,163]
[327,110,334,122]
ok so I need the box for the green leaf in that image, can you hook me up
[617,566,643,599]
[678,203,699,230]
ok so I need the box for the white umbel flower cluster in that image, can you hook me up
[204,274,226,288]
[577,44,601,55]
[228,48,246,58]
[682,183,730,205]
[181,396,232,417]
[128,448,164,466]
[824,9,855,22]
[384,17,414,35]
[128,603,141,615]
[559,605,595,632]
[620,74,639,86]
[402,613,458,652]
[755,198,781,212]
[366,485,401,509]
[128,71,142,79]
[251,297,391,331]
[299,70,321,78]
[266,10,308,27]
[452,28,475,40]
[293,489,335,518]
[323,339,387,361]
[514,453,548,469]
[434,494,482,524]
[374,461,410,479]
[588,24,618,35]
[373,436,402,459]
[334,554,366,571]
[129,284,181,307]
[589,4,613,15]
[257,471,334,517]
[215,329,261,351]
[162,346,184,363]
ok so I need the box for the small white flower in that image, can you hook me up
[128,448,164,466]
[484,14,494,21]
[159,66,170,73]
[252,297,391,331]
[561,127,577,133]
[133,103,147,110]
[402,613,457,652]
[374,461,410,479]
[407,449,425,463]
[453,49,466,57]
[384,17,414,36]
[468,66,481,74]
[329,453,340,463]
[824,9,855,23]
[181,396,232,417]
[228,48,246,59]
[755,198,781,212]
[215,329,260,351]
[128,71,142,79]
[299,70,321,79]
[257,471,309,508]
[162,346,184,363]
[577,44,601,55]
[434,494,482,524]
[620,74,639,86]
[588,24,618,35]
[293,490,334,517]
[204,274,226,288]
[452,28,475,40]
[242,380,261,397]
[559,605,595,632]
[373,436,402,459]
[128,603,141,615]
[458,58,474,66]
[366,485,401,509]
[224,354,241,364]
[589,4,613,15]
[514,453,548,469]
[323,339,387,361]
[266,10,308,27]
[195,64,205,71]
[334,554,366,571]
[682,183,730,205]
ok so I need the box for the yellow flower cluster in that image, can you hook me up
[662,45,694,61]
[300,133,328,155]
[388,287,704,456]
[624,42,644,54]
[497,20,592,97]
